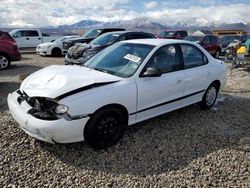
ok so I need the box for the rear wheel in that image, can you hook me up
[51,48,61,57]
[199,83,218,109]
[0,54,10,70]
[84,108,125,149]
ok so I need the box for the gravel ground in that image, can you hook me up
[0,54,250,187]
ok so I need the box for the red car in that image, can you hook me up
[185,35,221,58]
[157,30,188,39]
[0,30,21,70]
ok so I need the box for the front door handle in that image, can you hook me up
[38,37,41,40]
[26,38,29,40]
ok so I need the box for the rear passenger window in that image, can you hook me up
[145,45,182,74]
[181,44,208,69]
[21,31,39,37]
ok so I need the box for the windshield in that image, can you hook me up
[219,35,241,43]
[83,29,102,38]
[90,33,120,46]
[84,43,155,78]
[185,36,203,43]
[158,31,174,38]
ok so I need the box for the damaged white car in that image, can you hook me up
[8,39,227,149]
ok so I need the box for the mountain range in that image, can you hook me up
[51,18,250,34]
[2,18,250,35]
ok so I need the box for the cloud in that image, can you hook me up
[144,1,158,9]
[144,4,250,25]
[0,0,249,27]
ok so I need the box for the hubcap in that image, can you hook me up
[206,87,217,106]
[97,116,119,138]
[0,56,9,69]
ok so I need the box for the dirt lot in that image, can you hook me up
[0,54,250,187]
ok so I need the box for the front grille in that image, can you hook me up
[67,53,72,58]
[72,53,79,59]
[17,90,59,120]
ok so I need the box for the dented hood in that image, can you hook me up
[20,65,122,99]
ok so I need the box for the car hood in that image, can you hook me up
[38,42,54,47]
[20,65,122,99]
[64,37,93,43]
[68,43,92,54]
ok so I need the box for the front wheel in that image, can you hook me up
[51,48,62,57]
[84,108,125,149]
[199,83,218,109]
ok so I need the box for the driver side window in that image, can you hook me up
[145,45,182,74]
[13,31,21,38]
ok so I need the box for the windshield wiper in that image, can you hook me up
[92,67,108,73]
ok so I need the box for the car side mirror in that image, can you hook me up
[141,67,161,77]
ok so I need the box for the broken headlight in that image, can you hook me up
[55,104,69,115]
[28,97,68,120]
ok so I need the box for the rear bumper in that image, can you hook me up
[7,91,89,143]
[11,51,22,61]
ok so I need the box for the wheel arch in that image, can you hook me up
[210,80,221,91]
[0,52,11,61]
[89,103,129,125]
[51,47,62,56]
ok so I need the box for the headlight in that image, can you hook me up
[55,104,69,114]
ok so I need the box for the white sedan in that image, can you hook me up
[8,39,227,149]
[36,36,79,56]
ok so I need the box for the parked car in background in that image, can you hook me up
[65,31,155,65]
[9,29,61,48]
[185,35,221,58]
[244,38,250,54]
[157,30,188,39]
[219,35,242,54]
[62,28,125,53]
[8,39,227,149]
[0,30,21,70]
[36,36,79,57]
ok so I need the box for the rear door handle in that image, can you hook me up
[38,37,41,40]
[177,79,183,83]
[26,38,29,40]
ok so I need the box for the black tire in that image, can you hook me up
[0,53,10,70]
[84,108,125,149]
[199,83,219,109]
[51,48,61,57]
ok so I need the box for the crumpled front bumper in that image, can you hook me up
[7,91,89,143]
[64,54,78,65]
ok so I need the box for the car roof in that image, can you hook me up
[120,39,196,46]
[161,30,187,32]
[101,31,153,35]
[190,34,216,37]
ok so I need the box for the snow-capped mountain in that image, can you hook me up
[58,17,250,33]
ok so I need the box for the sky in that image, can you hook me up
[0,0,250,27]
